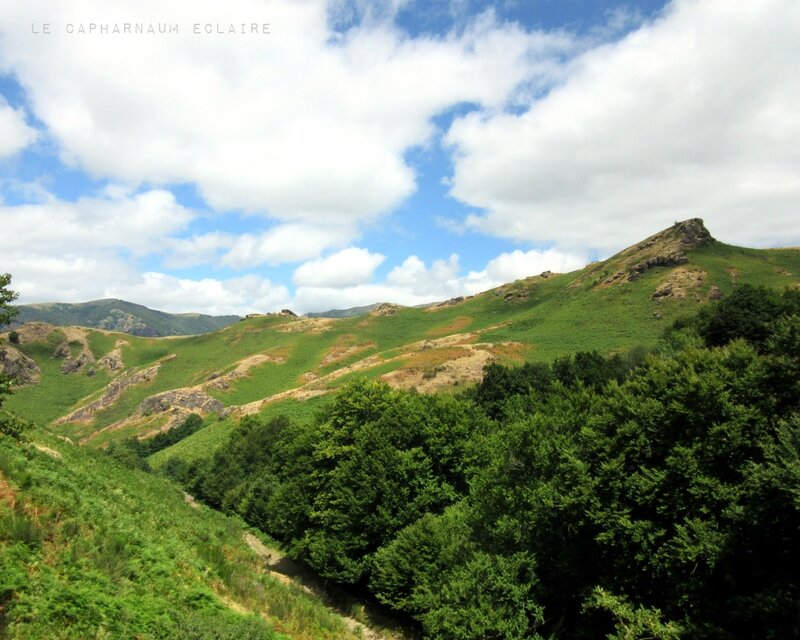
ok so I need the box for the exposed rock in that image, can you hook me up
[651,268,706,301]
[61,352,95,374]
[98,348,125,372]
[98,309,156,337]
[540,271,554,278]
[52,342,71,359]
[501,289,529,303]
[139,389,224,416]
[279,309,297,317]
[586,219,716,288]
[653,311,664,320]
[371,303,399,317]
[0,346,41,385]
[708,285,723,301]
[426,296,475,311]
[57,363,162,423]
[202,354,285,391]
[12,322,56,344]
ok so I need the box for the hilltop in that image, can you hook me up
[10,298,240,337]
[1,219,798,459]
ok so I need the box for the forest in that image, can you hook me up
[150,283,800,639]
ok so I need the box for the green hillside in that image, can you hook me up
[11,299,240,337]
[1,219,799,639]
[0,429,376,639]
[2,220,798,459]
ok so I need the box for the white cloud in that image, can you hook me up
[293,253,466,313]
[446,0,800,253]
[480,248,587,283]
[292,246,587,313]
[5,248,291,316]
[219,224,357,269]
[293,247,385,287]
[112,272,291,316]
[0,188,194,256]
[0,0,572,228]
[0,100,37,157]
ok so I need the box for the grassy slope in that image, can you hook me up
[0,431,363,640]
[4,237,800,455]
[151,241,800,464]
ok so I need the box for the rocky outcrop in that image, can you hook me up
[52,342,71,359]
[0,346,41,385]
[371,303,400,317]
[61,352,95,374]
[651,268,706,301]
[599,219,716,286]
[139,389,224,416]
[57,363,162,423]
[98,348,125,372]
[98,309,156,337]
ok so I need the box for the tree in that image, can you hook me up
[0,272,18,326]
[1,273,21,437]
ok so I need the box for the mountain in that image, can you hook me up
[307,302,385,318]
[10,298,240,337]
[2,219,799,459]
[2,218,799,638]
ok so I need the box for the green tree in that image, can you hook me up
[0,273,18,326]
[0,273,21,437]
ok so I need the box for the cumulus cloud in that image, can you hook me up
[446,0,800,253]
[0,99,37,157]
[0,188,194,255]
[293,247,385,287]
[0,189,296,315]
[0,0,571,227]
[219,224,358,269]
[479,248,588,282]
[5,247,291,316]
[292,246,586,313]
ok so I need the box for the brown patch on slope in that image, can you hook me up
[381,345,493,393]
[0,472,17,508]
[275,317,334,333]
[320,336,377,367]
[426,315,472,336]
[204,352,287,391]
[11,322,58,343]
[485,341,529,364]
[652,268,707,300]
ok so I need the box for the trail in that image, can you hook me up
[242,533,410,640]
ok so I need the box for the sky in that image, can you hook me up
[0,0,798,316]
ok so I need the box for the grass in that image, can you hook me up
[0,430,363,640]
[149,395,333,468]
[7,239,800,452]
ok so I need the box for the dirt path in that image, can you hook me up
[242,533,409,640]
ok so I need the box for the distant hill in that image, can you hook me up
[10,299,240,337]
[307,303,384,318]
[2,219,799,456]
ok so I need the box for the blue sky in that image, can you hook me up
[0,0,798,315]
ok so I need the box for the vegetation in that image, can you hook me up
[10,298,239,337]
[4,222,800,451]
[0,428,372,639]
[0,274,23,439]
[2,223,800,638]
[175,285,800,639]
